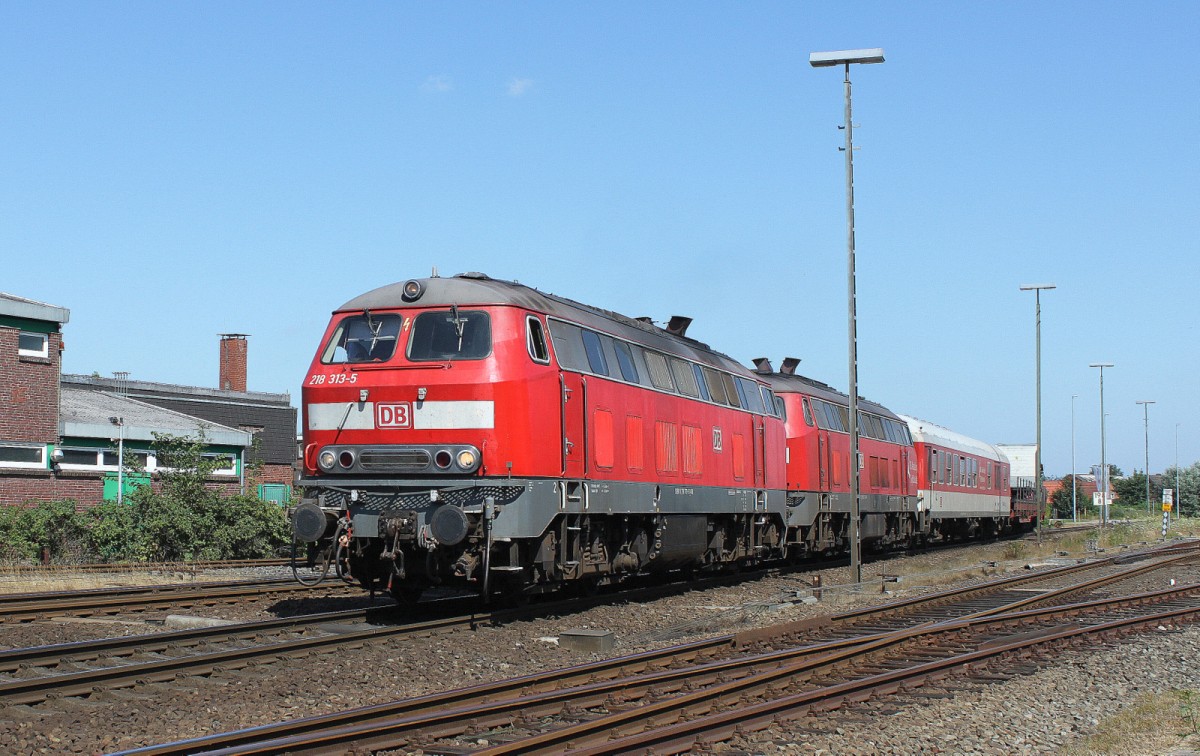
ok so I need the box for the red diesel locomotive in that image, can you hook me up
[292,273,789,602]
[291,273,1034,602]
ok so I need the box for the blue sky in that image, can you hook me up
[3,2,1197,479]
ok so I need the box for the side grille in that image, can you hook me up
[358,449,431,472]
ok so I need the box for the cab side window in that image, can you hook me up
[526,316,550,364]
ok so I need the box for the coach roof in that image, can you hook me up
[337,273,755,377]
[758,370,899,420]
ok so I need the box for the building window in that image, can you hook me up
[18,332,49,358]
[204,454,238,476]
[0,443,46,469]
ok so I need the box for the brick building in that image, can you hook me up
[1,293,296,508]
[0,293,69,476]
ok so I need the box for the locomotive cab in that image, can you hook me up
[296,276,563,600]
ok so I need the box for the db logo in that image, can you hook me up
[376,403,411,429]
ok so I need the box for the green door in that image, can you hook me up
[102,473,149,501]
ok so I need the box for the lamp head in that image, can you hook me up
[809,49,884,67]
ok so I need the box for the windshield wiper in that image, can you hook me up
[450,304,466,351]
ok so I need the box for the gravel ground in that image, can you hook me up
[715,625,1200,755]
[0,532,1196,755]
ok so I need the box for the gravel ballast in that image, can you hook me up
[0,533,1197,755]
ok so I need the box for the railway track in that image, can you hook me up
[0,561,808,707]
[0,558,290,575]
[109,542,1200,755]
[0,576,359,623]
[482,582,1200,755]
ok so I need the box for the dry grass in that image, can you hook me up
[0,570,213,595]
[1060,689,1200,755]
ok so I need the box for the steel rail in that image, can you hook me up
[0,610,495,706]
[0,607,377,673]
[0,579,345,622]
[124,582,1200,756]
[548,588,1200,755]
[0,558,290,574]
[111,547,1200,756]
[0,566,787,707]
[748,543,1198,643]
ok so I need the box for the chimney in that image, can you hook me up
[219,334,248,392]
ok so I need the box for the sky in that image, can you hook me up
[3,2,1197,480]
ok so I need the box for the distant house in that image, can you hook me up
[0,294,296,508]
[1044,474,1098,502]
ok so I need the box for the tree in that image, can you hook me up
[1162,462,1200,518]
[1050,476,1089,519]
[1112,470,1163,515]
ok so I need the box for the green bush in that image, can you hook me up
[0,499,88,564]
[0,431,291,565]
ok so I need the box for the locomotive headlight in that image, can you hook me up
[401,279,424,302]
[456,449,478,470]
[318,450,336,470]
[338,450,356,469]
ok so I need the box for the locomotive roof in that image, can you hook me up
[756,370,899,420]
[898,413,1007,463]
[337,273,755,378]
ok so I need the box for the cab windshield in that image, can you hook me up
[408,309,491,361]
[321,313,403,364]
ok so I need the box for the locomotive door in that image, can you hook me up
[817,431,830,491]
[752,415,765,488]
[560,372,587,478]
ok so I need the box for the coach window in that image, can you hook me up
[760,386,777,417]
[526,317,550,364]
[322,313,404,364]
[613,341,640,383]
[824,402,844,432]
[547,320,587,371]
[720,372,742,409]
[691,365,712,402]
[858,412,871,439]
[701,367,728,405]
[738,378,765,414]
[408,310,491,362]
[644,350,676,392]
[581,330,609,375]
[815,401,832,430]
[670,358,701,397]
[629,345,653,386]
